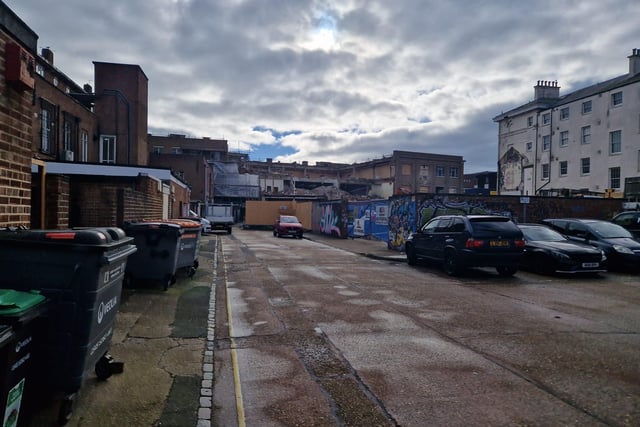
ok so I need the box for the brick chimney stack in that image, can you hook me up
[41,47,53,65]
[628,48,640,75]
[534,80,560,100]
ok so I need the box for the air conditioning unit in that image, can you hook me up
[4,43,35,91]
[59,150,74,161]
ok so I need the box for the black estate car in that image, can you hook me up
[610,211,640,238]
[518,224,607,275]
[541,218,640,271]
[406,215,525,276]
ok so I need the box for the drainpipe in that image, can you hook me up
[536,108,553,195]
[102,89,131,165]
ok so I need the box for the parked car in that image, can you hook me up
[180,210,211,233]
[610,211,640,238]
[405,215,525,276]
[274,215,304,238]
[541,218,640,271]
[517,224,607,275]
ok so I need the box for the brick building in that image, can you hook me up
[148,133,228,214]
[241,150,465,199]
[0,2,191,229]
[0,3,37,228]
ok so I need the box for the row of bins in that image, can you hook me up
[123,219,202,290]
[0,227,137,425]
[0,220,202,425]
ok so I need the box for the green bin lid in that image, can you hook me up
[0,289,46,316]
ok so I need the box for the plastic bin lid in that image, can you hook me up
[0,289,46,316]
[124,221,182,231]
[0,227,128,245]
[164,219,202,229]
[136,219,201,229]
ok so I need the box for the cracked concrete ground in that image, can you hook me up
[25,236,216,427]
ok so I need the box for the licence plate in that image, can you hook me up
[489,240,510,247]
[582,262,599,268]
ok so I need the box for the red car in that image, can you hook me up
[273,215,304,238]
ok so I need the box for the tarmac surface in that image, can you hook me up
[21,229,640,426]
[25,230,400,427]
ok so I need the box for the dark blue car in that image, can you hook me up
[541,218,640,272]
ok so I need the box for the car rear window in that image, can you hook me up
[469,218,520,235]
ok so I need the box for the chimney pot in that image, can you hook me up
[41,47,54,65]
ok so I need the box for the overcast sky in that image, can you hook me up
[6,0,639,173]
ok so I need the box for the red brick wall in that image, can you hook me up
[43,175,70,229]
[171,182,191,218]
[70,175,164,227]
[0,33,34,228]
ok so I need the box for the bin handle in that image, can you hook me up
[100,245,138,266]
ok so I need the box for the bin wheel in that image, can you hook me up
[194,260,199,269]
[188,266,197,278]
[58,394,74,425]
[95,355,114,380]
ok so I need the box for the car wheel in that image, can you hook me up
[406,245,417,266]
[496,266,518,277]
[443,251,459,276]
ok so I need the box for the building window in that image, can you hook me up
[542,163,550,180]
[40,99,56,154]
[527,116,533,127]
[611,91,623,107]
[62,113,78,153]
[581,126,591,144]
[171,147,182,154]
[542,135,551,151]
[542,113,551,124]
[526,142,532,151]
[560,107,569,120]
[559,161,568,176]
[436,166,445,177]
[582,100,592,114]
[152,146,162,154]
[560,131,569,147]
[100,135,116,164]
[581,157,590,175]
[80,129,88,162]
[609,167,621,189]
[449,167,459,178]
[609,130,621,154]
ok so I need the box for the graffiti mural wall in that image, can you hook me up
[312,194,623,251]
[388,196,415,251]
[415,194,517,228]
[347,200,389,240]
[312,200,348,238]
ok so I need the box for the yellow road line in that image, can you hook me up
[221,238,246,427]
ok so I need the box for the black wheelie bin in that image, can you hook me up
[0,227,137,423]
[123,221,182,290]
[165,219,202,276]
[0,289,48,427]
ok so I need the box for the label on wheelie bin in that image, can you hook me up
[0,289,47,427]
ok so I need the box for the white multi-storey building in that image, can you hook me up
[493,49,640,197]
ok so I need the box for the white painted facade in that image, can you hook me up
[494,49,640,197]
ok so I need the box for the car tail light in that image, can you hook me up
[465,238,485,248]
[514,239,525,248]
